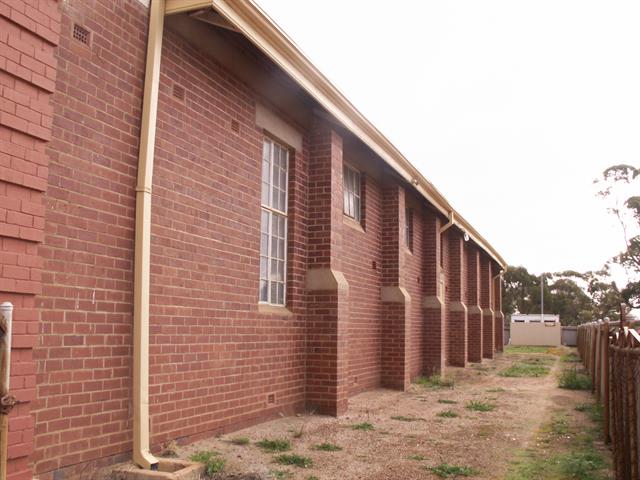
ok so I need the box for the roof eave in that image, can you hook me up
[184,0,507,268]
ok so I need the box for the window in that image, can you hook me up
[260,138,288,305]
[404,207,413,252]
[343,164,361,222]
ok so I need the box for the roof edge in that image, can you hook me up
[209,0,507,268]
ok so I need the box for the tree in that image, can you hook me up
[596,164,640,309]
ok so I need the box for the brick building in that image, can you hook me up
[0,0,506,478]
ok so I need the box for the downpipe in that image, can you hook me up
[132,0,165,470]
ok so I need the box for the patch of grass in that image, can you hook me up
[269,471,293,479]
[274,454,313,469]
[428,463,479,478]
[500,362,550,378]
[575,403,604,423]
[505,345,552,354]
[391,415,422,422]
[306,476,319,480]
[466,400,495,412]
[351,422,374,431]
[438,398,457,404]
[507,449,608,480]
[561,352,580,363]
[550,415,570,436]
[559,367,592,390]
[558,450,606,480]
[256,438,291,452]
[486,387,506,393]
[415,375,455,389]
[313,443,342,452]
[229,436,250,446]
[189,451,225,476]
[437,410,459,418]
[408,453,427,461]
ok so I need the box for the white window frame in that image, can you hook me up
[405,207,413,252]
[343,164,361,222]
[259,137,289,306]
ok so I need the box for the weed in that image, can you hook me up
[428,463,479,478]
[256,439,291,452]
[437,410,459,418]
[159,440,179,457]
[351,422,374,431]
[306,477,319,480]
[391,415,423,422]
[486,387,505,393]
[575,403,604,423]
[558,450,606,480]
[499,362,550,378]
[550,416,569,435]
[466,401,495,412]
[313,443,342,452]
[415,375,455,389]
[189,451,225,476]
[559,368,592,390]
[438,398,457,404]
[408,453,427,461]
[230,437,250,446]
[274,454,313,469]
[269,471,293,479]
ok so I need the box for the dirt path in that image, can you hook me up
[155,348,613,479]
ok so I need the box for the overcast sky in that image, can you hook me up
[256,0,640,280]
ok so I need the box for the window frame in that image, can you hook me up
[404,207,414,252]
[343,163,362,222]
[259,137,289,306]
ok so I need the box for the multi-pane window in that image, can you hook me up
[343,164,361,222]
[259,138,288,305]
[405,207,413,251]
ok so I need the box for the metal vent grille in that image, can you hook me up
[172,84,185,101]
[230,119,240,133]
[73,24,90,45]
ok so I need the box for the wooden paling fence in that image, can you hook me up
[577,319,640,480]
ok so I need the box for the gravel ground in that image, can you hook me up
[109,348,605,479]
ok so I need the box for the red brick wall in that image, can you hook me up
[447,229,467,367]
[0,0,506,475]
[0,1,60,478]
[342,174,383,395]
[405,197,425,380]
[32,1,146,475]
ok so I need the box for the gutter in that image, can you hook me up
[207,0,507,268]
[132,0,165,470]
